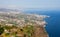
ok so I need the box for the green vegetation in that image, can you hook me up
[23,25,33,37]
[0,26,4,35]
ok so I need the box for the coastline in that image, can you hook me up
[0,12,49,37]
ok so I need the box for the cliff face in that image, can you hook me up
[23,25,49,37]
[32,25,48,37]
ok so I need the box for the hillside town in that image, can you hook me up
[0,11,49,37]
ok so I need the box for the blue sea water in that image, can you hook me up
[25,10,60,37]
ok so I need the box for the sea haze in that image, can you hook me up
[24,10,60,37]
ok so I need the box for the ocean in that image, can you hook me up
[25,10,60,37]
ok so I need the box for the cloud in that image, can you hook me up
[7,5,17,8]
[0,5,18,9]
[7,5,18,9]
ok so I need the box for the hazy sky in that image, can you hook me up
[0,0,60,10]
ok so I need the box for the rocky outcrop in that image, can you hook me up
[32,25,48,37]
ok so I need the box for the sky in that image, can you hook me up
[0,0,60,10]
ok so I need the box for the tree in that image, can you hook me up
[0,27,4,35]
